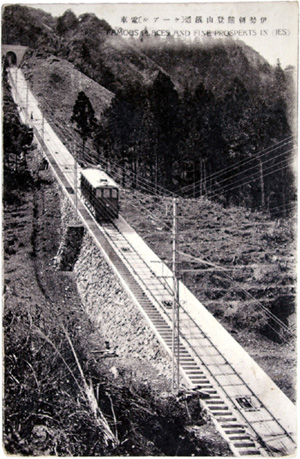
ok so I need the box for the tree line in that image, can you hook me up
[3,5,296,218]
[72,61,295,218]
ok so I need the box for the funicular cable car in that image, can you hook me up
[80,168,119,221]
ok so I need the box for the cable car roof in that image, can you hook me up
[81,167,119,189]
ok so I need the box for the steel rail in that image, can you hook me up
[8,67,296,458]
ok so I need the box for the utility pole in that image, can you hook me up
[74,141,78,213]
[199,158,202,197]
[26,82,29,121]
[172,197,180,393]
[155,150,158,194]
[259,158,265,210]
[42,112,45,143]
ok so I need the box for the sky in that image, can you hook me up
[21,1,298,69]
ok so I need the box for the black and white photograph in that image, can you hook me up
[2,1,298,456]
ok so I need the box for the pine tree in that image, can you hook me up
[148,71,181,189]
[56,9,78,36]
[71,91,96,161]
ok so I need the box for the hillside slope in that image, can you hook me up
[3,4,277,98]
[4,146,231,457]
[118,191,296,402]
[16,52,296,402]
[3,73,230,456]
[23,53,114,123]
[2,5,164,93]
[2,4,57,50]
[135,37,274,97]
[3,4,296,403]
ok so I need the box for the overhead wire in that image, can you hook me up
[183,150,295,199]
[15,71,296,449]
[38,83,294,220]
[179,250,294,340]
[180,134,295,192]
[122,188,173,222]
[160,274,293,453]
[122,192,173,222]
[178,135,295,195]
[79,140,296,278]
[97,157,296,340]
[80,151,176,218]
[204,146,296,192]
[17,68,295,345]
[83,149,177,198]
[83,152,172,201]
[267,201,297,213]
[103,155,295,341]
[102,194,290,447]
[24,77,298,234]
[78,159,173,230]
[14,65,294,213]
[75,158,297,344]
[80,180,294,347]
[185,157,294,201]
[123,195,172,232]
[20,65,296,346]
[177,287,292,454]
[94,162,173,216]
[71,175,298,449]
[60,144,174,227]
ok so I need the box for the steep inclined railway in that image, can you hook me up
[8,67,297,457]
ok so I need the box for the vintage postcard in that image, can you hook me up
[2,1,298,457]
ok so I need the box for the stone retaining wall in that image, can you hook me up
[61,195,172,384]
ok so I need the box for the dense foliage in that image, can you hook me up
[2,4,57,51]
[2,65,34,188]
[94,59,295,217]
[2,4,296,218]
[4,276,210,456]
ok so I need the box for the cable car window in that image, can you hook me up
[111,189,118,198]
[96,189,102,197]
[103,189,110,198]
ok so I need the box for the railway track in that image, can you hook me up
[8,67,297,457]
[98,221,295,457]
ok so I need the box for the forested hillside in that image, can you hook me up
[2,5,297,454]
[2,4,296,216]
[4,66,233,455]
